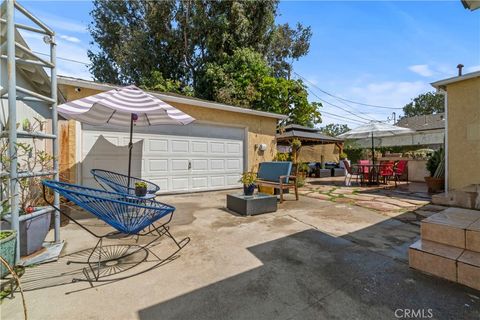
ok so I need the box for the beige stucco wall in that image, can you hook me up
[297,144,340,163]
[58,84,278,173]
[446,77,480,190]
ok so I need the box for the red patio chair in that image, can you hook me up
[358,160,371,180]
[393,160,408,186]
[379,161,395,184]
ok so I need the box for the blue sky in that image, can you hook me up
[16,1,480,127]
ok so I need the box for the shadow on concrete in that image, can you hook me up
[138,229,480,320]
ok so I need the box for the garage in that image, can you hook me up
[80,123,245,193]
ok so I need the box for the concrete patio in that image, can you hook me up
[2,189,480,320]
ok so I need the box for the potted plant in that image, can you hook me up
[297,163,310,179]
[425,148,445,193]
[135,181,148,197]
[239,172,256,196]
[1,140,55,256]
[0,230,16,278]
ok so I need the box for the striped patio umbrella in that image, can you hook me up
[58,85,195,185]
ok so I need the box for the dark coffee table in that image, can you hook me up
[226,193,277,216]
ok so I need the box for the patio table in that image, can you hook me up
[352,163,390,185]
[226,193,277,216]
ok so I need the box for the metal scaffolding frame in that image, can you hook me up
[1,0,60,261]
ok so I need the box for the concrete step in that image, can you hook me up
[409,240,480,290]
[432,184,480,210]
[467,219,480,252]
[409,239,463,282]
[457,250,480,291]
[420,207,480,250]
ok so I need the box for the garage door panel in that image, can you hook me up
[150,178,168,192]
[171,177,189,191]
[172,159,189,171]
[82,124,243,193]
[210,159,225,170]
[171,140,189,153]
[149,159,168,172]
[226,159,241,170]
[191,176,208,189]
[191,159,208,171]
[148,139,168,153]
[210,176,225,187]
[192,141,208,153]
[226,174,241,186]
[226,143,241,154]
[210,142,225,153]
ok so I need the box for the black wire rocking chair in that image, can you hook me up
[42,180,190,283]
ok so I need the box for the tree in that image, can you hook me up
[267,23,312,78]
[88,0,318,124]
[319,124,350,137]
[203,48,321,126]
[402,92,445,118]
[88,0,310,86]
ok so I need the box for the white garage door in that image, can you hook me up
[81,123,244,193]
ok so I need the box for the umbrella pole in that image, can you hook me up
[371,133,375,166]
[127,113,134,190]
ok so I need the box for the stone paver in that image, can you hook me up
[332,188,356,195]
[334,197,355,204]
[344,194,375,201]
[355,200,403,212]
[305,193,331,200]
[374,197,419,208]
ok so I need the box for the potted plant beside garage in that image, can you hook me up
[135,181,148,197]
[240,172,256,196]
[424,148,445,193]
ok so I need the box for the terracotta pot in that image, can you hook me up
[424,176,445,193]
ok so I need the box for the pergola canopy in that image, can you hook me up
[276,124,343,146]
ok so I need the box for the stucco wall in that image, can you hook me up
[58,84,278,173]
[447,77,480,190]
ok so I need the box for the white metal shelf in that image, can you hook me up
[0,130,57,139]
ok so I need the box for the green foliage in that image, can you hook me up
[296,175,305,187]
[0,231,13,241]
[202,48,321,126]
[88,0,300,85]
[339,152,348,160]
[403,92,445,118]
[88,1,319,125]
[298,163,309,172]
[274,152,290,161]
[140,71,194,96]
[319,123,350,137]
[267,23,312,78]
[239,172,256,186]
[426,148,444,177]
[0,139,54,212]
[135,181,147,188]
[290,138,302,149]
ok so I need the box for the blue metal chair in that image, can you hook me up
[42,180,189,282]
[90,169,160,196]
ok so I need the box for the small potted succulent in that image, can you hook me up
[239,172,256,196]
[135,181,148,197]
